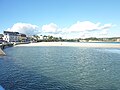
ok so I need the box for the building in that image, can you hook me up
[3,31,19,42]
[79,40,88,42]
[116,38,120,42]
[18,33,27,42]
[43,35,48,40]
[39,35,44,40]
[0,34,3,39]
[0,34,4,44]
[0,34,3,41]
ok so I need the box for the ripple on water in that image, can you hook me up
[0,46,120,90]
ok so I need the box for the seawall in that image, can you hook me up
[0,43,14,56]
[0,48,6,56]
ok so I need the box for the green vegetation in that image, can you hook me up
[28,35,120,42]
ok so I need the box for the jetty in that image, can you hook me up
[0,85,5,90]
[0,48,6,56]
[0,43,14,56]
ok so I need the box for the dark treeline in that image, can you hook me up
[31,35,120,42]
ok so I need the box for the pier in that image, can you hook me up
[0,43,14,56]
[0,48,6,56]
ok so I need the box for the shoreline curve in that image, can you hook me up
[16,42,120,48]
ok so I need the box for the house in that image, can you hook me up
[79,40,87,42]
[116,38,120,42]
[39,35,44,40]
[0,34,3,41]
[0,34,3,39]
[18,33,27,42]
[0,34,4,44]
[3,31,19,42]
[43,35,48,40]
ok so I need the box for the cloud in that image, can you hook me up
[42,23,58,33]
[5,21,114,38]
[41,21,113,38]
[100,29,108,35]
[68,21,101,32]
[6,23,39,35]
[100,24,112,30]
[41,21,113,33]
[67,21,114,33]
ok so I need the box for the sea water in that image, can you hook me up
[0,46,120,90]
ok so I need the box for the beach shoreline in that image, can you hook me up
[16,42,120,48]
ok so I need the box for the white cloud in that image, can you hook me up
[68,21,101,32]
[100,29,108,35]
[41,21,113,38]
[6,23,39,35]
[42,23,58,33]
[41,21,113,33]
[5,21,114,38]
[99,24,112,30]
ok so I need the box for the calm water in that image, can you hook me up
[0,46,120,90]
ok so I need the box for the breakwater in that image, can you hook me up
[0,43,14,56]
[0,48,6,56]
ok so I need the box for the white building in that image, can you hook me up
[3,31,19,42]
[117,38,120,42]
[39,35,44,40]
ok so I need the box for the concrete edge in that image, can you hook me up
[0,48,6,56]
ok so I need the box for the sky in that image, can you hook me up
[0,0,120,39]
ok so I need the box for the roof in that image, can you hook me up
[4,31,19,36]
[0,34,3,37]
[18,33,26,37]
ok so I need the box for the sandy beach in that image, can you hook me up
[16,42,120,48]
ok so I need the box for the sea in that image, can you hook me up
[0,43,120,90]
